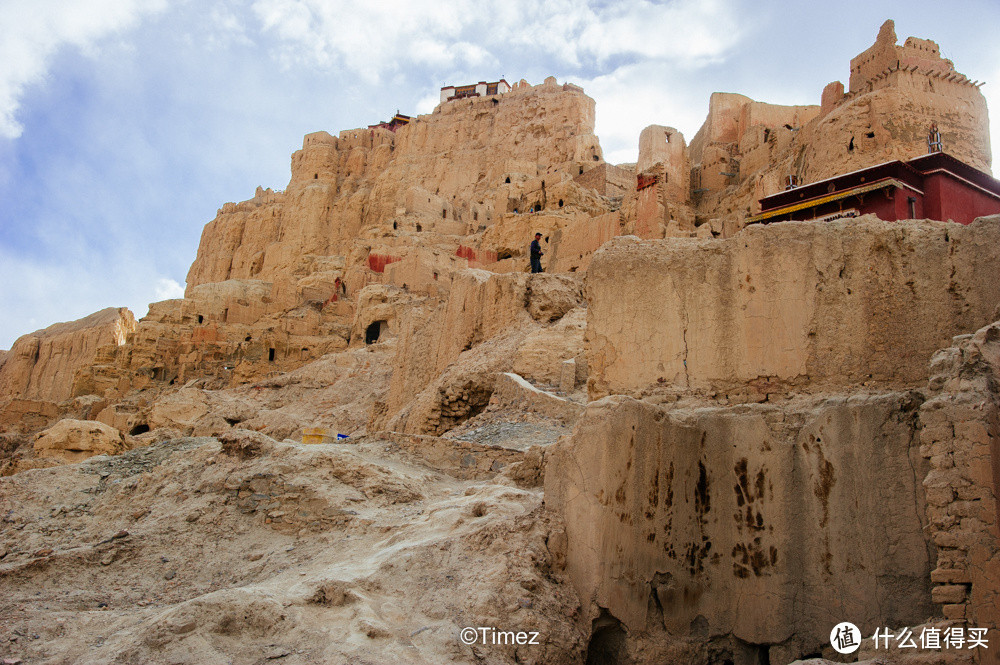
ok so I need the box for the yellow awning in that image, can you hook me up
[747,178,915,223]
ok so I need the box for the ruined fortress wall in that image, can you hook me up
[548,212,622,273]
[572,163,632,197]
[586,216,1000,399]
[0,308,135,403]
[850,20,953,94]
[919,322,1000,636]
[545,392,934,659]
[800,76,991,184]
[185,83,603,292]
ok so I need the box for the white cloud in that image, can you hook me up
[579,0,741,65]
[0,0,167,138]
[0,245,190,349]
[154,277,185,301]
[579,63,714,164]
[249,0,745,81]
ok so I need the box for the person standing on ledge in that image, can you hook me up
[530,232,544,273]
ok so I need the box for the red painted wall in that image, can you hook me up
[923,173,1000,225]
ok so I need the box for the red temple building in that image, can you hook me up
[368,113,411,132]
[748,152,1000,226]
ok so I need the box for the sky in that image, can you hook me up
[1,0,999,350]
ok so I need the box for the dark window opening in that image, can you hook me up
[865,131,875,138]
[558,199,564,207]
[579,167,584,175]
[129,424,150,436]
[314,173,318,179]
[365,320,388,344]
[197,315,204,324]
[268,348,275,362]
[416,223,422,232]
[908,196,917,219]
[442,209,447,218]
[505,177,510,184]
[392,221,397,230]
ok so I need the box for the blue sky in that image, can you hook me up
[1,0,999,350]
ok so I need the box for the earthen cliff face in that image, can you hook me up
[0,307,134,403]
[0,20,998,665]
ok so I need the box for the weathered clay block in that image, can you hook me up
[586,216,1000,399]
[545,392,934,656]
[33,418,126,463]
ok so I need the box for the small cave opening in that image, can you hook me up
[558,199,564,207]
[129,424,150,436]
[197,315,204,324]
[393,221,398,230]
[365,320,388,344]
[586,609,631,665]
[416,223,423,232]
[592,154,599,161]
[865,131,875,138]
[848,136,855,151]
[733,639,771,665]
[505,177,511,184]
[314,173,318,179]
[268,348,275,362]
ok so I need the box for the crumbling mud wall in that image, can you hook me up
[586,216,1000,400]
[920,321,1000,640]
[545,391,934,662]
